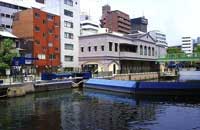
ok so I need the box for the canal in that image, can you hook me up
[0,89,200,130]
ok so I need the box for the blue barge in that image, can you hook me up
[84,79,200,95]
[84,79,137,93]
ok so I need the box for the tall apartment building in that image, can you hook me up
[100,5,131,34]
[43,0,80,71]
[182,37,193,54]
[12,8,60,71]
[130,17,148,33]
[0,0,44,32]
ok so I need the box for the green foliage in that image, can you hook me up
[194,45,200,53]
[167,47,184,54]
[0,38,18,73]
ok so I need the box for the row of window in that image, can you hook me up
[1,24,12,29]
[1,13,13,18]
[38,54,56,60]
[140,45,155,56]
[0,2,27,10]
[81,45,105,52]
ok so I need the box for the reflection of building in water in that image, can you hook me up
[60,99,81,130]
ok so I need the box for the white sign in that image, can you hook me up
[6,69,10,76]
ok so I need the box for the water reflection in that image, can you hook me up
[0,89,200,130]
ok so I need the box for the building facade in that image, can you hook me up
[0,0,44,32]
[42,0,80,71]
[12,8,60,71]
[149,31,167,57]
[100,5,131,34]
[181,37,193,54]
[130,17,148,33]
[80,20,100,36]
[79,32,164,74]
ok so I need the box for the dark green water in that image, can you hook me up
[0,89,200,130]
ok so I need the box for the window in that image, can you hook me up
[144,46,147,56]
[38,54,46,60]
[55,35,59,39]
[64,21,73,28]
[115,43,118,52]
[47,14,54,20]
[36,0,44,4]
[49,54,56,60]
[152,48,155,56]
[1,13,5,17]
[64,32,73,39]
[6,25,11,28]
[48,29,53,34]
[81,47,84,52]
[101,46,104,51]
[109,42,112,51]
[88,47,91,52]
[64,0,73,6]
[65,44,74,50]
[64,55,73,61]
[35,12,40,18]
[94,46,97,51]
[43,20,46,24]
[6,14,10,18]
[148,47,151,56]
[140,45,143,55]
[35,26,40,32]
[48,42,53,47]
[43,33,46,38]
[35,40,40,44]
[64,10,73,17]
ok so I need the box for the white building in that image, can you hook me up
[43,0,80,71]
[80,20,100,36]
[79,32,165,74]
[181,37,193,54]
[0,0,44,32]
[149,30,167,58]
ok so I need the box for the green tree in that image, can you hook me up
[194,45,200,53]
[0,39,19,75]
[167,47,184,54]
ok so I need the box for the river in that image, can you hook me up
[0,89,200,130]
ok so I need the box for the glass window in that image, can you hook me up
[64,32,73,39]
[38,54,46,60]
[64,55,73,61]
[109,42,112,51]
[64,0,73,6]
[64,21,73,28]
[88,47,91,52]
[48,42,53,47]
[81,47,84,52]
[115,43,118,52]
[140,45,143,55]
[94,46,97,51]
[47,14,54,20]
[49,54,56,60]
[65,44,74,50]
[35,26,40,32]
[64,10,73,17]
[101,46,104,51]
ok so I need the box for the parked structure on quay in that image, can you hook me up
[79,31,166,74]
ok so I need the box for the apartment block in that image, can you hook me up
[100,5,131,34]
[0,0,44,32]
[182,37,193,54]
[42,0,80,71]
[12,8,60,71]
[130,17,148,33]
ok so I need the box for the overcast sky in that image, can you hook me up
[80,0,200,46]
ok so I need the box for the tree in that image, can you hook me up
[194,45,200,53]
[167,47,184,54]
[0,39,19,75]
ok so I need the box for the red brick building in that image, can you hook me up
[100,5,131,34]
[12,8,60,71]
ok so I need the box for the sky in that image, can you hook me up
[80,0,200,46]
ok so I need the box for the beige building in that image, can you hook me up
[79,32,166,74]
